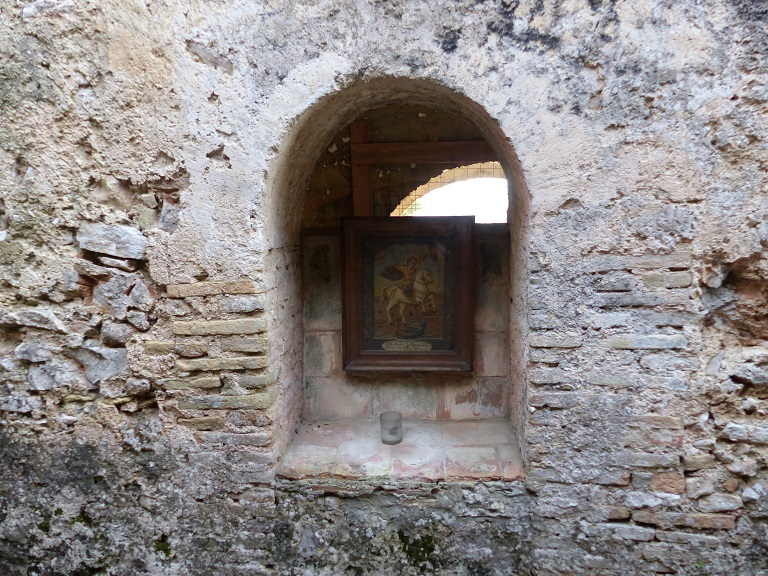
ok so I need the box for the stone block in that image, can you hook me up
[175,356,268,371]
[178,416,225,430]
[587,373,637,388]
[655,531,720,546]
[172,318,266,336]
[166,281,260,298]
[585,251,692,273]
[144,340,175,354]
[236,372,278,390]
[683,454,716,471]
[178,389,277,410]
[529,368,572,385]
[585,523,656,541]
[686,476,715,499]
[631,510,736,530]
[76,223,147,259]
[595,292,690,308]
[530,333,582,348]
[607,334,687,350]
[1,308,68,333]
[528,392,579,409]
[220,336,268,353]
[697,494,743,513]
[175,342,208,357]
[720,422,768,445]
[198,431,271,446]
[650,472,685,494]
[630,415,683,429]
[160,376,221,390]
[613,451,679,468]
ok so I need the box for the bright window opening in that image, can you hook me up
[391,162,508,223]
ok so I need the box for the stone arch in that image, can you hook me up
[263,77,531,456]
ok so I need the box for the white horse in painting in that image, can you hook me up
[382,270,435,324]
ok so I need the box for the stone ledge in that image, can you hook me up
[167,281,260,298]
[173,318,266,336]
[277,418,524,483]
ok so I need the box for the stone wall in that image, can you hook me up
[1,0,767,574]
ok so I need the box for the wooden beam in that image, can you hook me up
[351,140,496,166]
[350,120,373,216]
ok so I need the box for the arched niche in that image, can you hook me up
[263,78,530,464]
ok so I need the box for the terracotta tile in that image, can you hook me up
[334,438,393,479]
[277,443,337,479]
[392,444,445,481]
[446,446,501,480]
[498,444,525,481]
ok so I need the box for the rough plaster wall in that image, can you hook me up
[1,0,767,575]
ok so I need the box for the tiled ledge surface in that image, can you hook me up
[277,418,524,482]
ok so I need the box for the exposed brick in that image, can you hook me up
[607,334,688,350]
[585,251,692,273]
[160,376,221,390]
[642,271,693,289]
[631,510,736,530]
[584,523,656,541]
[529,368,572,385]
[697,493,743,513]
[237,372,278,390]
[167,281,260,298]
[587,373,637,388]
[198,431,271,446]
[530,333,582,348]
[683,453,716,471]
[220,336,268,353]
[650,472,685,494]
[175,356,268,371]
[720,422,768,445]
[595,292,690,308]
[529,392,580,409]
[144,340,175,354]
[630,415,684,429]
[655,531,721,546]
[172,318,266,336]
[613,451,679,468]
[177,416,225,430]
[178,389,277,410]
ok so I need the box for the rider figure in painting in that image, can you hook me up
[382,254,420,298]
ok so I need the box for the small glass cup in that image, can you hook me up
[380,411,403,445]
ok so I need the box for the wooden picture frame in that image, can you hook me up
[342,216,475,371]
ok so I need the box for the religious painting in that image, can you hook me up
[342,216,474,371]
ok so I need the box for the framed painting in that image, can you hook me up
[341,216,475,371]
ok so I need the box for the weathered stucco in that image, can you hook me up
[1,0,767,574]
